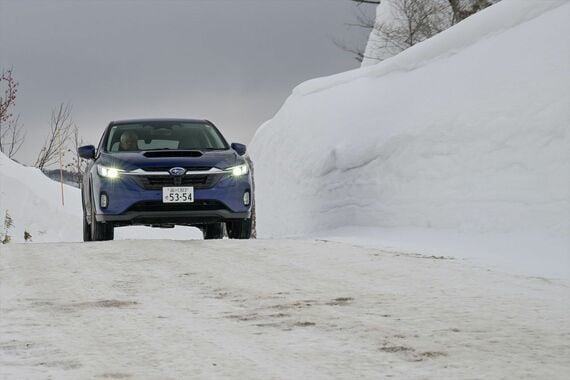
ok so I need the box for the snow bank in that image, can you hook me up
[0,153,201,243]
[249,0,570,275]
[300,0,565,95]
[0,152,82,243]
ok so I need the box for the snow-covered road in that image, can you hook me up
[1,239,569,379]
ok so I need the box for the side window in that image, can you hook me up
[106,126,120,152]
[96,126,111,156]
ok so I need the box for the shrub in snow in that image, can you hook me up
[361,0,500,66]
[2,210,14,244]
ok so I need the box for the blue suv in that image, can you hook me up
[78,119,253,241]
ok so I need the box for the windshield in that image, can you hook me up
[105,122,229,152]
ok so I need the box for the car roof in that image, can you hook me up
[110,118,209,125]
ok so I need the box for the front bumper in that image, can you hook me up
[92,170,252,225]
[97,209,250,224]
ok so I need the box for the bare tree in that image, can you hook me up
[363,0,452,62]
[333,39,367,63]
[341,0,500,63]
[0,68,18,123]
[0,68,21,155]
[35,103,75,170]
[448,0,497,23]
[334,1,379,62]
[65,124,88,186]
[1,114,26,158]
[333,4,377,62]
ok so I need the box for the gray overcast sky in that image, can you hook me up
[0,0,374,165]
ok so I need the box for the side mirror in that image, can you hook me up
[78,145,96,159]
[231,143,246,156]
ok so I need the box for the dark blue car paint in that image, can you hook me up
[81,119,252,226]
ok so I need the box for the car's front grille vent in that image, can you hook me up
[141,166,212,172]
[126,200,228,212]
[130,174,224,190]
[143,151,203,158]
[147,176,207,186]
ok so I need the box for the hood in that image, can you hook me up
[98,150,242,171]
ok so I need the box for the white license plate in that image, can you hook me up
[162,187,194,203]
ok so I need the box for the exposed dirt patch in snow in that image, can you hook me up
[70,300,139,309]
[97,373,133,379]
[326,297,354,306]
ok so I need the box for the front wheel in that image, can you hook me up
[90,198,114,241]
[83,209,92,242]
[226,219,252,239]
[203,223,224,240]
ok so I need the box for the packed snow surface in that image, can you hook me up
[249,0,570,278]
[1,240,569,379]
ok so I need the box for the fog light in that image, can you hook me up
[100,193,109,209]
[243,191,250,206]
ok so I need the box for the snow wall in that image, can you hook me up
[0,152,82,243]
[249,0,570,239]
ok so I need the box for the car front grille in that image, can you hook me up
[140,166,212,172]
[129,173,224,190]
[126,200,228,212]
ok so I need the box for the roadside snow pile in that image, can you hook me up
[0,152,82,243]
[249,0,570,276]
[0,152,202,243]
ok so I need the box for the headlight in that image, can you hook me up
[228,164,249,177]
[97,165,123,179]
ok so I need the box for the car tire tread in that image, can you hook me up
[226,219,252,239]
[203,223,224,240]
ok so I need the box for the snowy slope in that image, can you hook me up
[249,0,570,277]
[0,152,82,243]
[1,240,569,379]
[0,152,201,242]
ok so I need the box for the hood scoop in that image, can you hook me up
[143,150,203,158]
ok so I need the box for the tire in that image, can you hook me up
[90,197,114,241]
[226,219,252,239]
[83,209,92,242]
[203,223,224,240]
[81,188,92,242]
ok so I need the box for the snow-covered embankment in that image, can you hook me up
[0,152,201,242]
[249,0,570,278]
[0,152,82,243]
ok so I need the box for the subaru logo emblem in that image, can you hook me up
[169,167,186,176]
